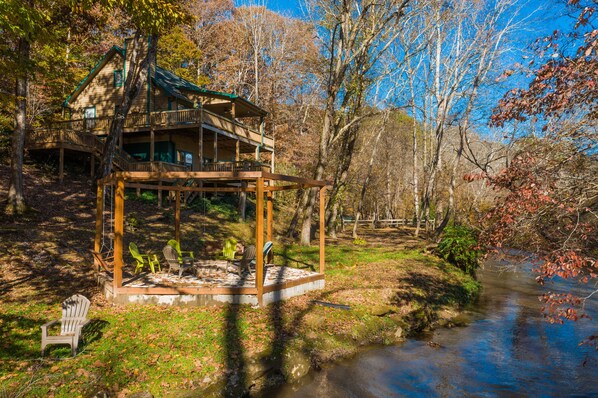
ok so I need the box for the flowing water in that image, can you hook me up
[265,259,597,397]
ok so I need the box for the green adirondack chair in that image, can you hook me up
[167,239,194,264]
[129,242,160,273]
[222,238,238,261]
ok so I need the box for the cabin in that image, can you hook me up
[26,37,327,307]
[26,37,274,180]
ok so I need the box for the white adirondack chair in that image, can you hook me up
[41,294,91,356]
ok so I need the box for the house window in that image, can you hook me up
[114,70,123,87]
[177,150,193,167]
[84,106,96,129]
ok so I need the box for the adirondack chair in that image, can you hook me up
[167,239,194,264]
[250,241,273,267]
[235,245,257,276]
[129,242,160,273]
[163,244,194,277]
[41,294,91,356]
[221,238,238,261]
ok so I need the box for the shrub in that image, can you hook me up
[437,225,481,277]
[353,238,367,246]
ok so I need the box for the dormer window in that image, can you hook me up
[114,70,123,87]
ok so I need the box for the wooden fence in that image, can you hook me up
[341,218,436,230]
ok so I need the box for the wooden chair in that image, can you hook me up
[41,294,91,356]
[163,244,194,277]
[129,242,160,273]
[167,239,194,264]
[235,245,257,276]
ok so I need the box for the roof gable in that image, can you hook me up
[63,46,125,108]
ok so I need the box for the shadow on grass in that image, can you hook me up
[222,271,250,397]
[391,270,475,310]
[0,313,41,359]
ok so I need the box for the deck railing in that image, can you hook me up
[44,109,273,147]
[202,160,270,172]
[127,161,189,172]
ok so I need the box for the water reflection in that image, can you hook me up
[264,261,597,397]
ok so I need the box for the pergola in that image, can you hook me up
[94,170,328,306]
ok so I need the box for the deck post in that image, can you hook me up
[270,150,275,173]
[150,125,155,161]
[319,187,326,274]
[175,189,181,242]
[114,177,125,290]
[59,146,64,183]
[214,131,218,162]
[266,189,273,263]
[256,177,265,306]
[157,180,162,209]
[235,140,240,162]
[199,111,203,171]
[90,153,95,177]
[94,183,104,269]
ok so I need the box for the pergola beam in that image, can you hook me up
[127,182,256,193]
[105,170,329,187]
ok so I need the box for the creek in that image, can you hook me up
[262,258,597,397]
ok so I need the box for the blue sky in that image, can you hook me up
[266,0,303,16]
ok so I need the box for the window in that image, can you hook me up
[177,150,193,167]
[114,70,123,87]
[84,106,96,129]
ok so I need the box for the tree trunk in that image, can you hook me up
[352,125,384,239]
[5,36,30,216]
[96,33,158,180]
[324,126,359,236]
[298,106,333,245]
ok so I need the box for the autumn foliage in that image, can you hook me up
[482,0,598,348]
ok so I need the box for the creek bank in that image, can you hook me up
[183,261,479,397]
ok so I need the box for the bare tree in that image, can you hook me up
[291,0,411,245]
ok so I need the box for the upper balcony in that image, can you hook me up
[46,108,274,151]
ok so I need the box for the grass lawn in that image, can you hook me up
[0,244,479,397]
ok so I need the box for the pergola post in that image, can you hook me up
[266,189,273,263]
[175,189,181,242]
[94,182,104,268]
[319,187,326,274]
[114,177,125,291]
[256,177,265,306]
